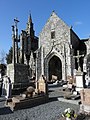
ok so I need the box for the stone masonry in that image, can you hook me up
[7,64,29,89]
[37,11,81,81]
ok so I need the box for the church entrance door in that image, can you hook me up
[48,56,62,81]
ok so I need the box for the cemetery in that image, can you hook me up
[0,11,90,120]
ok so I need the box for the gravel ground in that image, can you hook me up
[0,86,79,120]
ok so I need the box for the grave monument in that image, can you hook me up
[6,15,38,93]
[7,18,29,91]
[74,51,85,92]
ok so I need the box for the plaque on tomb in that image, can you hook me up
[76,75,84,88]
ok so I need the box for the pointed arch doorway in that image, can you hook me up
[48,55,62,81]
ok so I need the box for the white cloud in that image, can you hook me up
[74,21,83,26]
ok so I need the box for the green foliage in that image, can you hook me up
[6,47,13,64]
[66,113,71,118]
[0,64,6,76]
[0,50,6,64]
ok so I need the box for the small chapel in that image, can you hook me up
[6,11,90,90]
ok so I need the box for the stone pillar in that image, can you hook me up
[41,46,44,75]
[70,45,75,77]
[30,51,35,77]
[14,18,19,64]
[64,44,67,80]
[12,18,20,64]
[15,25,19,63]
[35,52,38,93]
[12,25,15,64]
[20,30,26,64]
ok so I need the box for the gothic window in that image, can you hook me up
[51,31,55,39]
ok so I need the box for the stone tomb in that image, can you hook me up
[5,75,48,111]
[5,94,48,111]
[80,89,90,114]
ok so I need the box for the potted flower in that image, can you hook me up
[62,108,77,120]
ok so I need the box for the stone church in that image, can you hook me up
[7,11,90,89]
[36,11,86,81]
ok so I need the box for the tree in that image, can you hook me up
[0,64,6,76]
[6,47,13,64]
[0,50,6,76]
[0,50,6,64]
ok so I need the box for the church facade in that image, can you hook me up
[7,11,90,89]
[36,11,86,81]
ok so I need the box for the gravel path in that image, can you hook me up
[0,86,79,120]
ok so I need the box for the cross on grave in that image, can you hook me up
[73,50,84,71]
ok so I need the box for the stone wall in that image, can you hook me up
[39,12,71,57]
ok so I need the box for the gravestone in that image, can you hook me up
[2,76,7,96]
[35,75,48,95]
[75,67,85,92]
[2,76,12,98]
[80,89,90,113]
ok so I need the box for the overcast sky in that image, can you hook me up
[0,0,90,55]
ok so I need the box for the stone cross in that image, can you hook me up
[73,50,84,71]
[14,18,19,30]
[12,18,20,64]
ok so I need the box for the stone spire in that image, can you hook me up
[26,13,35,37]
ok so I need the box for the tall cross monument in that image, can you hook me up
[74,50,85,91]
[74,50,84,71]
[12,18,20,64]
